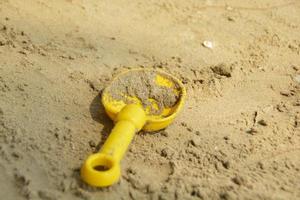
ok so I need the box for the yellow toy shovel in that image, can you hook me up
[81,69,186,187]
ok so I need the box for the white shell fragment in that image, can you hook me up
[226,6,233,11]
[294,75,300,83]
[202,40,214,49]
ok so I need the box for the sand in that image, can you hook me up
[106,70,180,115]
[0,0,300,200]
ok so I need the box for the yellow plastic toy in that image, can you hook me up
[81,69,186,187]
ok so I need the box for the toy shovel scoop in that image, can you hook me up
[81,69,186,187]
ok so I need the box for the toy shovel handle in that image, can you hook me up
[81,104,146,187]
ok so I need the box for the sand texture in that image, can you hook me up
[0,0,300,200]
[106,70,180,115]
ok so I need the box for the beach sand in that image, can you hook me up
[0,0,299,199]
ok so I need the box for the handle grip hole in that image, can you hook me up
[93,165,110,171]
[81,153,121,186]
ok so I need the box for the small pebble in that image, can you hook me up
[189,137,201,147]
[160,147,174,159]
[126,167,136,175]
[219,192,232,200]
[257,161,264,170]
[161,131,169,137]
[38,190,59,200]
[194,131,200,136]
[246,128,258,135]
[222,161,230,169]
[211,63,232,77]
[292,65,299,71]
[280,90,290,97]
[160,149,168,158]
[12,151,21,159]
[202,40,214,49]
[187,127,193,132]
[18,50,27,55]
[258,119,267,126]
[227,16,235,21]
[293,100,300,106]
[190,188,202,198]
[231,175,246,186]
[223,136,229,140]
[181,122,187,127]
[88,140,96,148]
[17,84,25,91]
